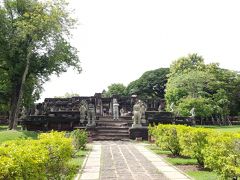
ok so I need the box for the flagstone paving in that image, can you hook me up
[79,141,191,180]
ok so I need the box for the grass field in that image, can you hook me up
[68,147,90,178]
[0,125,38,144]
[147,144,219,180]
[187,170,219,180]
[200,125,240,133]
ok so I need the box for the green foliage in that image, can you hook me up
[165,53,240,118]
[203,132,240,179]
[187,171,219,180]
[70,129,88,150]
[0,129,38,144]
[169,53,205,76]
[149,124,187,156]
[125,68,169,98]
[66,149,89,179]
[103,83,126,97]
[177,97,213,117]
[150,124,240,178]
[0,131,74,179]
[0,0,81,128]
[178,127,213,165]
[166,157,198,165]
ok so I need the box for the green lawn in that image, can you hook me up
[67,148,90,178]
[200,125,240,133]
[166,157,197,165]
[0,129,38,144]
[187,170,219,180]
[147,144,219,180]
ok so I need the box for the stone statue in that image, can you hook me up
[132,100,142,128]
[158,104,162,112]
[120,108,125,117]
[140,101,147,123]
[190,107,196,126]
[79,100,88,123]
[170,102,175,112]
[34,105,40,115]
[20,106,27,120]
[113,99,119,120]
[190,107,195,117]
[87,102,96,126]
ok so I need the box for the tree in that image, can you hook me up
[103,83,126,97]
[0,0,81,129]
[125,68,169,98]
[169,53,205,77]
[165,54,240,118]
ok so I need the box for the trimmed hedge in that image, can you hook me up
[149,124,187,156]
[149,124,240,179]
[178,127,213,165]
[203,132,240,179]
[0,131,75,179]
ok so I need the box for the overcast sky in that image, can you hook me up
[39,0,240,102]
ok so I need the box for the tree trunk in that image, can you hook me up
[8,88,19,129]
[8,48,32,130]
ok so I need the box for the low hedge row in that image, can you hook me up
[149,124,240,179]
[0,130,88,179]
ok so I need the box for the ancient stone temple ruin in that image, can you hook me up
[21,93,177,140]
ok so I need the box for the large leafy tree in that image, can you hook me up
[165,53,240,118]
[0,0,81,129]
[103,83,126,97]
[125,68,169,99]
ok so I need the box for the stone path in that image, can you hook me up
[79,141,191,180]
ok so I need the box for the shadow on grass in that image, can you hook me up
[21,130,39,139]
[0,125,23,131]
[0,125,8,131]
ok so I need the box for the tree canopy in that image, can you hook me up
[125,68,169,99]
[102,83,126,97]
[165,54,240,119]
[0,0,81,129]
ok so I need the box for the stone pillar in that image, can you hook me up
[87,103,96,127]
[113,99,119,120]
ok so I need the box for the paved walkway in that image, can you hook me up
[79,141,191,180]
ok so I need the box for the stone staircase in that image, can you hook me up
[93,117,132,141]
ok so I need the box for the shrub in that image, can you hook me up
[39,131,74,179]
[149,124,187,156]
[0,140,48,179]
[0,131,74,179]
[70,129,88,150]
[203,132,240,179]
[178,127,213,165]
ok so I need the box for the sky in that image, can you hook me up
[39,0,240,102]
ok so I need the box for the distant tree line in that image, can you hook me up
[103,54,240,118]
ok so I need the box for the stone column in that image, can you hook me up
[113,99,119,120]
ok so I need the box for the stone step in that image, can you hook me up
[96,131,129,136]
[96,126,129,130]
[92,135,130,141]
[96,123,129,127]
[97,120,132,123]
[97,131,129,135]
